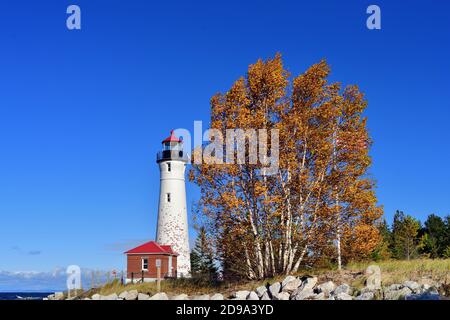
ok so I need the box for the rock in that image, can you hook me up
[54,292,64,300]
[282,278,302,293]
[386,284,402,291]
[210,293,224,300]
[233,290,250,300]
[255,286,267,298]
[317,281,336,295]
[299,276,317,292]
[268,282,281,299]
[365,265,381,290]
[192,294,210,300]
[171,294,189,300]
[384,287,412,300]
[273,291,290,300]
[125,290,139,300]
[83,298,91,300]
[281,276,296,287]
[247,292,259,300]
[334,284,352,296]
[291,289,315,300]
[118,291,128,300]
[260,292,271,300]
[91,294,101,300]
[313,292,325,300]
[335,292,353,300]
[149,292,169,300]
[403,281,420,293]
[102,293,118,300]
[47,294,55,300]
[355,292,374,300]
[138,293,150,300]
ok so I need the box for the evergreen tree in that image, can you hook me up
[190,227,218,280]
[391,210,420,260]
[419,214,446,257]
[371,218,392,260]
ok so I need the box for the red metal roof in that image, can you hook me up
[162,130,182,143]
[124,241,177,255]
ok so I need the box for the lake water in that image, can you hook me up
[0,292,52,300]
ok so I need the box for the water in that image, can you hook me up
[0,292,52,300]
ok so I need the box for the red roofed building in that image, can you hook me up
[124,241,177,283]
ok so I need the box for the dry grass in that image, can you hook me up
[85,259,450,298]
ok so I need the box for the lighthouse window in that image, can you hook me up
[167,162,171,172]
[142,258,148,271]
[167,193,171,203]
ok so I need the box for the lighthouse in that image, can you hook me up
[155,130,190,277]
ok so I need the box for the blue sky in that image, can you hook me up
[0,0,449,282]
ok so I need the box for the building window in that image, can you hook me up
[167,193,171,203]
[167,162,171,172]
[142,257,148,271]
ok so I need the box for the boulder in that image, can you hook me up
[313,292,325,300]
[102,293,118,300]
[355,292,374,300]
[171,294,189,300]
[365,265,381,290]
[386,284,402,291]
[260,292,271,300]
[247,292,259,300]
[149,292,169,300]
[299,276,317,292]
[125,290,139,300]
[281,276,296,287]
[118,291,128,300]
[335,292,353,300]
[210,293,224,300]
[291,289,315,300]
[317,281,336,295]
[54,292,65,300]
[273,292,290,300]
[91,294,101,300]
[138,293,150,300]
[268,283,281,299]
[233,290,250,300]
[255,286,267,298]
[282,278,302,293]
[192,294,210,300]
[403,281,420,293]
[334,284,352,296]
[384,287,412,300]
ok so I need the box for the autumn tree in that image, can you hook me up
[190,54,383,279]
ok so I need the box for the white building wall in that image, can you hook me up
[156,160,191,277]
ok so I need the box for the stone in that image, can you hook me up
[102,293,118,300]
[247,291,259,300]
[281,276,296,287]
[54,292,64,300]
[384,287,412,300]
[260,292,271,300]
[118,291,128,299]
[291,289,315,300]
[355,292,374,300]
[255,286,267,298]
[403,281,420,293]
[282,278,302,293]
[317,281,336,295]
[386,284,402,291]
[138,293,150,300]
[171,294,189,300]
[334,284,352,296]
[149,292,169,300]
[268,282,281,299]
[299,276,317,292]
[335,292,353,300]
[192,294,210,300]
[313,292,325,300]
[273,291,290,300]
[125,290,139,300]
[210,293,224,300]
[91,294,101,300]
[233,290,250,300]
[365,265,381,290]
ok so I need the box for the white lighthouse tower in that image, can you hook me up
[156,130,190,277]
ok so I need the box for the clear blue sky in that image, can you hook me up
[0,0,449,274]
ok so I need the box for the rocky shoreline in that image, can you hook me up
[46,274,447,301]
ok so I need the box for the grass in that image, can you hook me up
[83,259,450,298]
